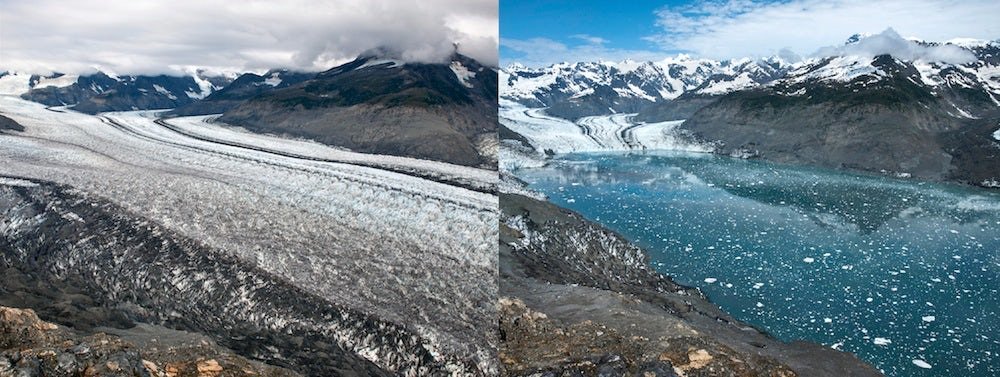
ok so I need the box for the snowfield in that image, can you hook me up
[500,100,713,156]
[0,95,498,373]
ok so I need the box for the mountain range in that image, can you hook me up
[0,70,235,113]
[500,32,1000,186]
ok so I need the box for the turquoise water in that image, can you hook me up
[516,151,999,377]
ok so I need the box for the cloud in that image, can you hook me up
[0,0,498,75]
[501,37,666,67]
[571,34,609,45]
[815,28,976,64]
[647,0,1000,60]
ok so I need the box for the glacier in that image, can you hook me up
[500,99,713,158]
[0,94,499,374]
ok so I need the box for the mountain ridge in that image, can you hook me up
[499,32,1000,187]
[501,33,1000,121]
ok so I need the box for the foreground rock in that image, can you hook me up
[0,306,297,377]
[499,193,882,377]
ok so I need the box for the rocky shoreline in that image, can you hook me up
[499,192,883,376]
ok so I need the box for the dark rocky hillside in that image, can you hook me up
[218,53,498,167]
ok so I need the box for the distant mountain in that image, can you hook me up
[500,56,790,119]
[169,69,315,116]
[679,38,1000,185]
[6,71,235,114]
[218,52,498,167]
[500,32,1000,187]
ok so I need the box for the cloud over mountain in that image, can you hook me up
[0,0,498,75]
[813,28,976,64]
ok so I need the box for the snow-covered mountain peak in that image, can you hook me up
[944,38,998,49]
[781,55,887,85]
[845,32,875,45]
[505,62,528,71]
[501,31,1000,121]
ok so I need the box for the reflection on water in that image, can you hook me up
[516,151,1000,377]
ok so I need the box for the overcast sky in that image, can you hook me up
[0,0,498,75]
[501,0,1000,67]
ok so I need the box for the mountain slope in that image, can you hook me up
[218,53,498,167]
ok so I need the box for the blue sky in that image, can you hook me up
[501,1,676,54]
[501,0,1000,67]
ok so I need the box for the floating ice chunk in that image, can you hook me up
[824,318,833,323]
[922,316,936,322]
[873,337,892,346]
[752,282,764,289]
[803,257,815,263]
[912,359,932,369]
[756,302,764,308]
[704,278,717,283]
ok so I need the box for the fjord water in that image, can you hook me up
[516,152,999,377]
